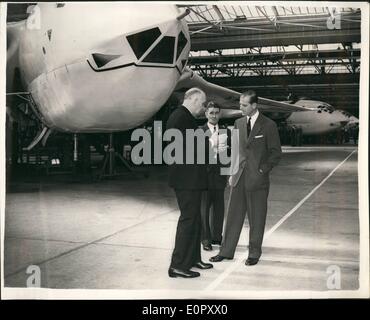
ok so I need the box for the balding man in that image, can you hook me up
[167,87,215,278]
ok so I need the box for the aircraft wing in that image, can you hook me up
[175,68,309,113]
[257,97,308,112]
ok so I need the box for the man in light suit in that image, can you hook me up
[210,90,282,266]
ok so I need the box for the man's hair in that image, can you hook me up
[205,101,220,110]
[241,90,258,104]
[184,87,205,100]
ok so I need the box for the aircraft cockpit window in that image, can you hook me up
[143,36,175,64]
[176,31,187,60]
[127,27,161,60]
[181,59,187,70]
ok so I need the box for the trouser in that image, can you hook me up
[170,189,202,270]
[201,189,225,244]
[220,174,269,259]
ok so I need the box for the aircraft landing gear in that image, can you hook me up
[289,125,303,146]
[98,133,148,180]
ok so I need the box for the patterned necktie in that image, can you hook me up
[247,117,251,137]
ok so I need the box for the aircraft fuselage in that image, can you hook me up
[285,100,349,135]
[15,3,190,132]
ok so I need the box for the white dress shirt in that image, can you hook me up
[207,123,220,149]
[207,122,219,133]
[246,110,259,130]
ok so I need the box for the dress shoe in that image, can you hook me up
[202,243,213,251]
[212,240,222,246]
[209,254,232,262]
[245,258,259,266]
[193,261,213,269]
[168,268,200,278]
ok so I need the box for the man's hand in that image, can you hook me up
[209,131,219,148]
[217,143,228,153]
[218,133,228,153]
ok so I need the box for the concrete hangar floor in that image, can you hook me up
[4,145,359,294]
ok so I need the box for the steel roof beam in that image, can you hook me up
[189,49,361,65]
[256,6,279,30]
[212,5,225,21]
[192,62,358,71]
[202,73,359,86]
[189,12,360,50]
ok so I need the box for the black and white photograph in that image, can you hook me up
[0,1,369,299]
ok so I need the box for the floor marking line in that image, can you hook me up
[5,208,177,279]
[5,236,86,245]
[204,149,357,292]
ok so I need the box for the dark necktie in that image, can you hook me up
[212,125,218,160]
[247,117,251,137]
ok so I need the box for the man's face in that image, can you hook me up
[205,107,221,125]
[240,95,257,116]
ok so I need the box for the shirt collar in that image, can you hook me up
[247,109,259,122]
[207,122,219,132]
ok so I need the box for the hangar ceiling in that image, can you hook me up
[180,5,361,116]
[182,5,360,49]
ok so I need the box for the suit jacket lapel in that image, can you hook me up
[202,123,209,133]
[246,114,263,147]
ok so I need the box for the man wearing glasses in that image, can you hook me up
[210,90,282,266]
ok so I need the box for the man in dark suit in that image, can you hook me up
[201,101,231,251]
[210,90,282,266]
[167,87,219,278]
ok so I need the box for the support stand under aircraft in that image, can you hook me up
[98,133,149,180]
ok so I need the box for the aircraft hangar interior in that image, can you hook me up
[2,3,367,298]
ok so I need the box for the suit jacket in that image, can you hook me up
[166,106,207,190]
[230,113,282,190]
[201,123,231,190]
